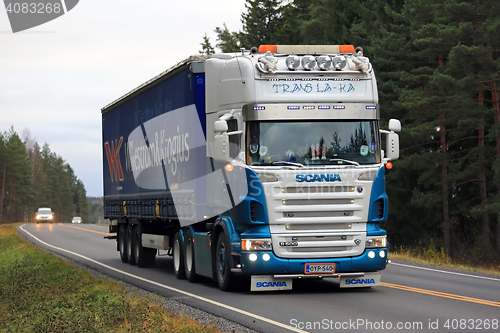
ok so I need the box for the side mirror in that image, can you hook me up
[212,120,230,162]
[386,132,399,160]
[214,120,228,133]
[388,119,401,132]
[381,119,401,161]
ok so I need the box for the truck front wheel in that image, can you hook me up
[216,232,237,291]
[173,231,186,279]
[126,224,136,265]
[118,224,128,263]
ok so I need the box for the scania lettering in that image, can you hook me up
[295,174,342,182]
[345,278,376,285]
[256,281,288,288]
[102,44,401,291]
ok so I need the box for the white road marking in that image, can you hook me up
[19,224,308,333]
[391,262,500,282]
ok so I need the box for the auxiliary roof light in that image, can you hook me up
[301,55,316,70]
[286,55,300,70]
[332,55,347,70]
[317,55,332,70]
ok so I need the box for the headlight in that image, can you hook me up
[301,55,316,70]
[317,55,332,70]
[332,55,347,70]
[286,55,300,70]
[365,236,387,248]
[241,239,272,251]
[36,215,40,220]
[49,215,53,219]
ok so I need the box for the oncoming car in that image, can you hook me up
[36,208,54,223]
[71,216,82,224]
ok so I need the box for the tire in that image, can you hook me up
[126,223,136,265]
[216,232,237,291]
[119,224,129,263]
[134,223,156,268]
[173,231,186,279]
[184,228,198,282]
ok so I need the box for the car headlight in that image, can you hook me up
[241,239,272,251]
[365,236,387,248]
[36,215,40,220]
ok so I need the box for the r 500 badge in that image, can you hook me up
[279,241,298,247]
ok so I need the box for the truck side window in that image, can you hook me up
[227,119,241,158]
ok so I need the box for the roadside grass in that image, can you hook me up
[0,223,220,333]
[390,245,500,277]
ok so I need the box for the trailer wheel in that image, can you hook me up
[184,228,198,282]
[134,223,156,268]
[126,224,136,265]
[118,224,129,263]
[173,231,186,279]
[216,232,237,291]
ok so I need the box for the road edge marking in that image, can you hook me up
[390,262,500,282]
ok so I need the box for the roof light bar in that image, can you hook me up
[253,106,265,111]
[333,105,345,109]
[287,106,300,110]
[318,105,330,109]
[303,105,315,110]
[366,106,377,109]
[258,45,356,54]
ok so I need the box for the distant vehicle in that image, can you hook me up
[72,216,82,224]
[36,208,53,224]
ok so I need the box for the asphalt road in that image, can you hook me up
[17,223,500,333]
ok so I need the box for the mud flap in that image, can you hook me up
[251,275,293,291]
[340,271,381,288]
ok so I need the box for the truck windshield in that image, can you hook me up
[246,120,381,166]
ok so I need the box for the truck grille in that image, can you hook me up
[259,169,376,259]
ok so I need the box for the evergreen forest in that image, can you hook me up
[201,0,500,265]
[0,127,89,224]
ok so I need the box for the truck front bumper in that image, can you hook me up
[235,248,387,276]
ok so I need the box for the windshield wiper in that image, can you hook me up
[271,161,304,168]
[329,159,360,166]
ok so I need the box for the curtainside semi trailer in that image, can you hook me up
[102,45,401,291]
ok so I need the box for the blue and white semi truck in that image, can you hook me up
[102,45,401,291]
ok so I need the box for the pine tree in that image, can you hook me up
[199,33,215,55]
[240,0,283,47]
[215,23,242,53]
[274,0,312,44]
[3,128,34,223]
[0,134,5,224]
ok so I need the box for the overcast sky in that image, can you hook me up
[0,0,246,197]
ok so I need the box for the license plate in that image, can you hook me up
[304,263,336,274]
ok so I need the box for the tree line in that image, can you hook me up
[0,127,89,224]
[201,0,500,264]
